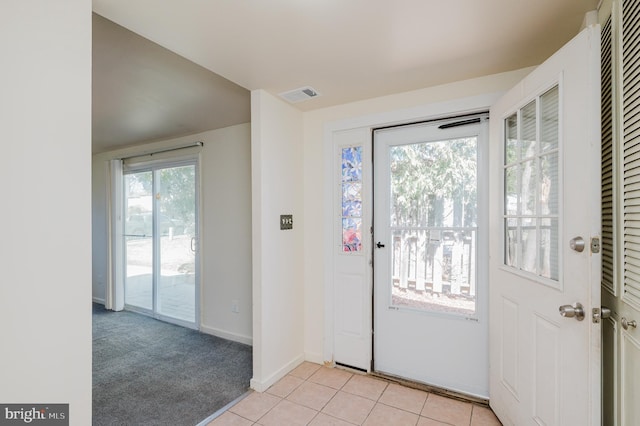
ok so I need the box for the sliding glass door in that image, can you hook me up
[156,165,197,322]
[124,160,198,328]
[124,171,154,311]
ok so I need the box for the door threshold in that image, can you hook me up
[369,371,489,406]
[195,389,253,426]
[124,306,198,330]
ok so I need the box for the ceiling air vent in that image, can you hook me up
[278,86,320,104]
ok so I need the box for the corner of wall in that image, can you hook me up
[250,354,305,393]
[250,89,305,389]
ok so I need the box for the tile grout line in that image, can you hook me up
[213,364,499,426]
[312,370,352,424]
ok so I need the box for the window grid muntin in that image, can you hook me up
[503,86,560,281]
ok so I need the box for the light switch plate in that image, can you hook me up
[280,215,293,230]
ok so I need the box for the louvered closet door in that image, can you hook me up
[601,0,640,424]
[620,0,640,424]
[600,7,617,426]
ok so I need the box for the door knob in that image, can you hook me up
[559,303,585,321]
[622,317,637,330]
[376,242,385,248]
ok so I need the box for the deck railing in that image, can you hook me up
[391,226,477,297]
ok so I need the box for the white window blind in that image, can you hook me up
[623,0,640,308]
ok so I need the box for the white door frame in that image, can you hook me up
[324,93,503,367]
[112,153,202,330]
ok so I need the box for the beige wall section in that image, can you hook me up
[301,68,536,362]
[0,1,92,424]
[199,124,253,343]
[250,90,305,391]
[92,123,253,344]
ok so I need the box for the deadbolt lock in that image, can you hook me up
[569,237,585,252]
[592,307,611,323]
[569,236,601,254]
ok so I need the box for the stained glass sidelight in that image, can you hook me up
[342,147,363,252]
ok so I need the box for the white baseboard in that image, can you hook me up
[250,353,305,392]
[92,297,105,305]
[200,324,253,346]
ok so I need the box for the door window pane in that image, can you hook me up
[522,159,538,216]
[389,137,477,315]
[505,165,519,215]
[503,85,560,282]
[342,182,362,217]
[505,113,518,163]
[505,218,519,268]
[521,100,537,159]
[342,218,362,252]
[157,165,196,323]
[124,171,153,310]
[540,218,559,280]
[541,86,560,152]
[521,217,537,274]
[541,152,559,215]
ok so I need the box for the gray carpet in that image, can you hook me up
[92,303,252,426]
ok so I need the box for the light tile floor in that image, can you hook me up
[207,362,502,426]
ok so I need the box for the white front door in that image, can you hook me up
[488,24,601,425]
[373,117,490,398]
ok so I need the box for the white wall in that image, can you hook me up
[0,1,92,424]
[251,90,304,391]
[200,124,253,343]
[301,68,535,362]
[92,123,253,343]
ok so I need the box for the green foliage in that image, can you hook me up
[125,166,195,229]
[159,166,195,226]
[390,138,477,228]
